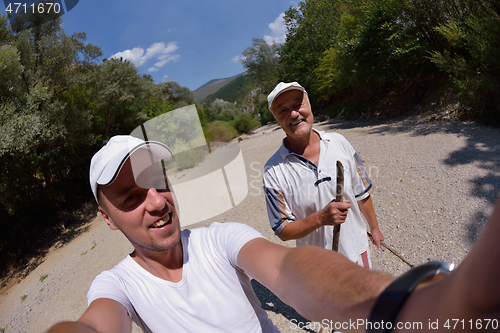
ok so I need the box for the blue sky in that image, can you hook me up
[2,0,297,91]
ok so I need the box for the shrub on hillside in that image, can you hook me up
[203,121,238,143]
[233,114,259,134]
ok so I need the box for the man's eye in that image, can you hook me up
[124,193,139,204]
[121,193,144,209]
[122,192,147,210]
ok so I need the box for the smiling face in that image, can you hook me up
[98,150,181,255]
[271,89,314,141]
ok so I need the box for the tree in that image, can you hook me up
[0,14,11,43]
[89,58,153,141]
[279,0,344,95]
[430,0,500,123]
[0,11,102,274]
[210,98,238,121]
[0,11,101,216]
[158,80,195,107]
[314,0,448,107]
[241,38,284,93]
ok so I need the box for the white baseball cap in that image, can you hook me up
[267,82,307,111]
[89,135,173,202]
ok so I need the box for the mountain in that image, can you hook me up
[202,74,255,106]
[192,72,247,103]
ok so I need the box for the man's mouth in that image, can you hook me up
[150,214,171,228]
[289,116,306,126]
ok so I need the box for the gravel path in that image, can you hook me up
[1,116,499,333]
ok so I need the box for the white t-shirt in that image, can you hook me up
[263,130,372,262]
[87,222,279,333]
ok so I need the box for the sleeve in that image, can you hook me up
[352,152,373,200]
[337,134,373,201]
[262,166,295,235]
[87,271,134,317]
[210,222,266,268]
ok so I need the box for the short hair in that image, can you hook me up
[96,185,107,211]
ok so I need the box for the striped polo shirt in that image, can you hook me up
[263,129,372,262]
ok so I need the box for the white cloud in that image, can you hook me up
[154,54,180,67]
[264,13,286,44]
[232,55,245,63]
[110,42,180,71]
[144,42,178,62]
[110,47,145,66]
[231,14,285,66]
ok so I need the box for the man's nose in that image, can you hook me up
[145,188,167,213]
[290,108,300,118]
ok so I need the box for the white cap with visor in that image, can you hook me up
[89,135,173,203]
[267,82,307,111]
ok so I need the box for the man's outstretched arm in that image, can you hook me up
[47,298,132,333]
[237,237,393,330]
[239,197,500,332]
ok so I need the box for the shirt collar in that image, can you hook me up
[278,128,327,159]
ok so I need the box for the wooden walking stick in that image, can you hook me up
[367,231,415,268]
[332,161,343,252]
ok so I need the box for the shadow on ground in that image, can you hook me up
[251,279,318,333]
[0,201,97,293]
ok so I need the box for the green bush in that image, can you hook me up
[233,114,259,134]
[219,108,236,121]
[203,121,238,143]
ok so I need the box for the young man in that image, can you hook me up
[263,82,384,269]
[47,135,499,332]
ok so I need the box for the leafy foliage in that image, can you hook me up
[203,121,239,143]
[210,98,239,121]
[279,0,344,95]
[232,113,260,134]
[430,1,500,123]
[241,39,283,93]
[239,0,500,123]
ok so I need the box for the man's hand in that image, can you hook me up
[46,298,132,333]
[317,200,351,227]
[277,200,351,242]
[368,227,384,250]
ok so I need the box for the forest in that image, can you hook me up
[1,0,499,282]
[242,0,500,124]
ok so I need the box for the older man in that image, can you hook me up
[263,82,384,268]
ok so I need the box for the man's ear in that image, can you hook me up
[99,206,119,231]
